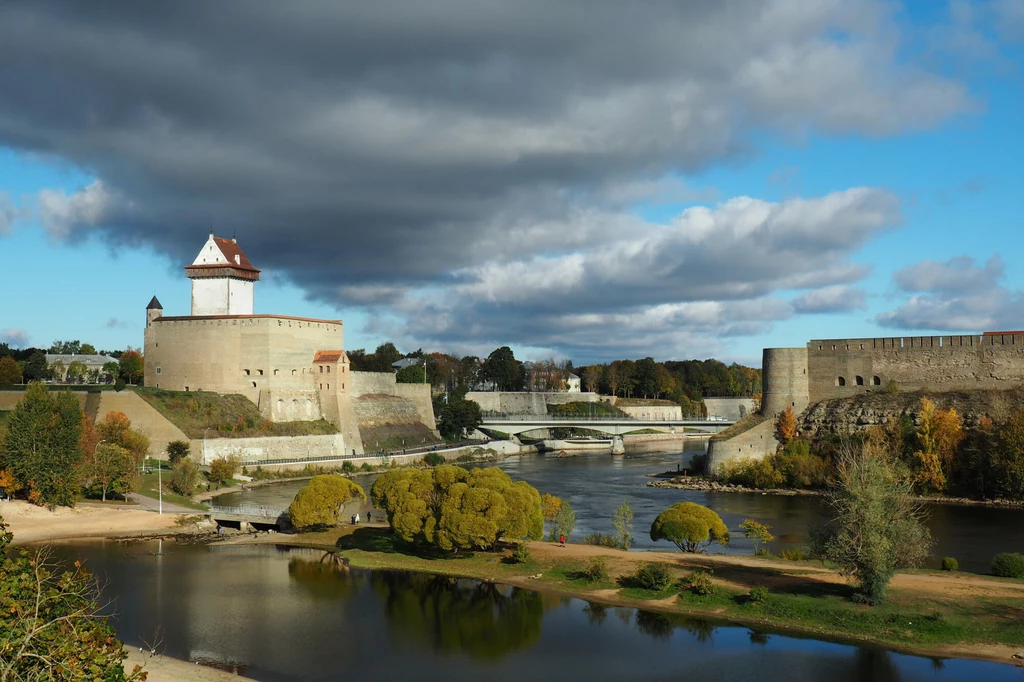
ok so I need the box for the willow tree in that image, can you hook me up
[288,475,366,530]
[650,502,729,553]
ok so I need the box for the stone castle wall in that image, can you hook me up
[617,405,682,420]
[706,419,778,474]
[703,397,758,421]
[196,433,347,465]
[465,391,599,415]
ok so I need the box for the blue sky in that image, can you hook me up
[0,1,1022,366]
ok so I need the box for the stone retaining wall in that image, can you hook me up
[466,391,598,415]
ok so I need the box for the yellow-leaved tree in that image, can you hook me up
[288,475,365,530]
[774,406,797,447]
[914,397,963,492]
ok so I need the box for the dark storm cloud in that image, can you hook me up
[0,1,970,358]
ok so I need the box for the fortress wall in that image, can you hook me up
[393,383,437,430]
[195,433,347,465]
[707,419,778,475]
[465,391,599,415]
[144,316,342,410]
[761,348,809,417]
[258,389,324,422]
[349,371,397,397]
[703,397,757,421]
[617,405,682,420]
[96,390,190,458]
[805,335,1024,404]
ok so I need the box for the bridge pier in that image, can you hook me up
[611,435,625,455]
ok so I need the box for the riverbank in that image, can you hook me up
[124,649,257,682]
[220,526,1024,668]
[647,475,1024,508]
[0,500,188,544]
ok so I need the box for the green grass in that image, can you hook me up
[136,467,210,510]
[134,387,338,439]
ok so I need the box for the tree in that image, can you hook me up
[436,394,482,441]
[208,455,241,485]
[49,339,82,354]
[810,441,932,605]
[21,351,49,382]
[166,440,191,464]
[0,516,145,681]
[541,493,561,524]
[774,406,797,446]
[650,502,730,553]
[993,408,1024,499]
[913,397,963,493]
[101,361,120,383]
[396,363,425,383]
[85,443,138,502]
[552,500,575,543]
[613,500,634,550]
[582,365,602,393]
[739,519,775,554]
[80,343,97,354]
[480,346,525,391]
[288,475,366,529]
[170,458,200,497]
[118,348,144,385]
[0,357,22,384]
[66,360,87,383]
[0,384,84,507]
[97,411,150,463]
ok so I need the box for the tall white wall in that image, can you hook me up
[191,278,230,316]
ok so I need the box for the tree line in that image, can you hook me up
[0,340,142,386]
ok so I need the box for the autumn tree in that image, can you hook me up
[288,475,366,529]
[650,502,730,553]
[551,500,576,542]
[739,519,775,554]
[84,443,138,501]
[613,500,635,549]
[811,440,931,605]
[66,360,87,383]
[118,348,144,385]
[166,440,191,464]
[774,406,797,446]
[0,384,84,507]
[0,356,21,384]
[170,457,200,497]
[913,397,963,493]
[97,411,150,463]
[994,408,1024,500]
[0,516,146,681]
[582,365,603,393]
[208,455,241,485]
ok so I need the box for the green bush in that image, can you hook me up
[584,533,619,548]
[632,562,672,591]
[114,378,126,392]
[941,556,959,572]
[582,557,608,583]
[681,569,715,596]
[991,552,1024,578]
[423,452,445,467]
[748,585,770,604]
[687,452,708,475]
[508,544,531,564]
[342,461,356,474]
[360,462,373,472]
[778,548,808,561]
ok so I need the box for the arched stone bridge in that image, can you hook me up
[478,415,734,437]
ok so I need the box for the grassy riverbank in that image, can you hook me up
[237,526,1024,666]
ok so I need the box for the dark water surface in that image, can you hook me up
[54,542,1021,682]
[217,449,1024,573]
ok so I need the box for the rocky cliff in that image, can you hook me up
[798,387,1024,438]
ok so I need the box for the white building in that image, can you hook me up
[566,373,581,393]
[186,233,260,315]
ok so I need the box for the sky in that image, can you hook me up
[0,0,1022,367]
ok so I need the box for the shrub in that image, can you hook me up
[991,552,1024,578]
[584,533,619,548]
[360,462,373,472]
[649,502,729,553]
[778,548,808,561]
[342,461,356,474]
[748,585,770,604]
[166,440,191,464]
[582,557,608,583]
[687,452,708,475]
[632,562,672,591]
[114,378,126,392]
[941,556,959,572]
[681,569,715,596]
[423,452,445,467]
[508,544,531,564]
[169,458,200,497]
[208,455,241,485]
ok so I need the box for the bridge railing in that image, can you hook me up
[480,414,717,422]
[207,505,288,518]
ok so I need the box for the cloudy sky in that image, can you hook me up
[0,0,1022,365]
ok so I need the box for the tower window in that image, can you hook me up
[258,369,264,376]
[251,381,256,388]
[836,376,846,387]
[156,367,162,375]
[244,369,250,376]
[856,376,864,386]
[872,376,881,385]
[327,366,331,373]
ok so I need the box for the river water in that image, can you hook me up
[216,449,1024,573]
[52,541,1022,682]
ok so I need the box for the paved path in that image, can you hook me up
[128,493,202,515]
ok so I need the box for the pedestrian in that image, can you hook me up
[351,514,356,524]
[367,511,372,523]
[559,533,566,547]
[355,512,360,524]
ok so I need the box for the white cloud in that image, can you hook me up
[893,255,1003,294]
[0,192,23,235]
[0,328,30,348]
[792,285,867,314]
[37,180,113,240]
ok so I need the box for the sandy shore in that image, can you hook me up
[0,500,186,543]
[124,650,257,682]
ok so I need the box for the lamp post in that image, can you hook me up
[423,358,427,384]
[145,455,163,515]
[204,428,210,465]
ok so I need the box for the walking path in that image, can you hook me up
[128,493,202,514]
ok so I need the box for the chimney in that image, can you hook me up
[232,237,237,244]
[235,254,240,264]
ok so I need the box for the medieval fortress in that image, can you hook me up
[141,233,436,460]
[710,332,1024,471]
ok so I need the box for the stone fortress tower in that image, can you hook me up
[186,233,260,316]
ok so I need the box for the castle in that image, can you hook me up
[710,332,1024,471]
[143,233,437,456]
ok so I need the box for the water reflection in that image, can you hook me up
[370,572,543,660]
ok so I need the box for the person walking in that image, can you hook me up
[559,533,566,547]
[355,512,360,524]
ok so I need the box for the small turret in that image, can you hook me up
[146,296,163,328]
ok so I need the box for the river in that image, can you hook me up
[216,449,1024,573]
[52,541,1022,682]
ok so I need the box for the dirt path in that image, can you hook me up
[1,500,185,544]
[124,650,256,682]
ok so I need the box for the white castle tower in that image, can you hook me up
[185,232,260,315]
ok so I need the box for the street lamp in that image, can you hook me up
[203,428,210,465]
[423,358,427,384]
[145,454,163,515]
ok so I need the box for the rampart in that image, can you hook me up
[196,433,347,465]
[349,372,439,450]
[617,405,682,420]
[703,397,757,421]
[466,391,599,415]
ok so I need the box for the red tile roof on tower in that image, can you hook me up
[213,237,259,273]
[314,350,345,363]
